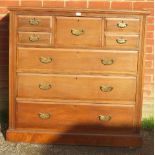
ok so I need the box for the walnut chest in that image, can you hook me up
[7,8,149,147]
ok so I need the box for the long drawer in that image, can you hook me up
[16,102,135,134]
[17,74,136,101]
[17,48,138,75]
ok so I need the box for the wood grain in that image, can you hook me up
[17,48,138,75]
[6,129,142,147]
[9,10,17,129]
[7,8,148,146]
[15,102,135,134]
[9,7,150,15]
[17,15,51,32]
[105,17,140,33]
[135,16,146,132]
[18,32,52,47]
[17,74,136,101]
[105,34,139,50]
[55,17,102,48]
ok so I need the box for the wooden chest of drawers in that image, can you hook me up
[7,8,149,147]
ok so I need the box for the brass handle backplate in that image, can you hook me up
[117,21,128,28]
[116,38,127,44]
[101,59,114,65]
[39,82,52,90]
[100,85,113,92]
[39,57,52,64]
[71,28,84,36]
[98,115,111,121]
[29,34,40,42]
[29,18,40,25]
[38,113,51,119]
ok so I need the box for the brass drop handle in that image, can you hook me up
[71,28,84,36]
[39,57,52,64]
[38,113,51,119]
[116,38,127,44]
[39,82,52,90]
[100,85,113,92]
[117,21,128,28]
[98,115,111,121]
[29,34,39,42]
[101,59,114,65]
[29,18,39,25]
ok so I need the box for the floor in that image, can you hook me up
[0,124,154,155]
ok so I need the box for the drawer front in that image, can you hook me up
[17,74,136,101]
[55,17,102,48]
[105,18,140,33]
[16,102,135,134]
[17,48,138,75]
[17,15,51,32]
[105,35,139,49]
[18,32,52,47]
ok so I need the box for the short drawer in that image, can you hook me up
[55,17,102,48]
[17,74,136,101]
[16,102,135,134]
[17,15,51,32]
[105,17,140,33]
[17,48,138,75]
[18,32,52,47]
[105,34,139,50]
